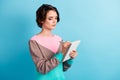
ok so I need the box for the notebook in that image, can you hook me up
[63,40,80,62]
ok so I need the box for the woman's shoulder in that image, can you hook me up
[29,35,38,41]
[54,35,62,41]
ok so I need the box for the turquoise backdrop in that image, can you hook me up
[0,0,120,80]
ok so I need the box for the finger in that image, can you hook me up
[65,41,71,45]
[64,43,71,48]
[70,52,75,57]
[70,51,77,58]
[72,50,76,52]
[70,53,75,59]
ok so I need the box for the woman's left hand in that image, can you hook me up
[69,50,78,59]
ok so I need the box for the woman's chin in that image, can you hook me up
[48,27,55,30]
[51,26,56,29]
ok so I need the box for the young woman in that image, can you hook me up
[28,4,77,80]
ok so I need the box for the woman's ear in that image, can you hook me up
[41,21,44,23]
[39,20,44,26]
[41,19,45,23]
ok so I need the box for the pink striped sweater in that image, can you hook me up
[28,34,73,80]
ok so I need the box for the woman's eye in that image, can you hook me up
[48,18,52,20]
[48,17,57,20]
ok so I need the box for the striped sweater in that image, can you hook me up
[28,35,73,80]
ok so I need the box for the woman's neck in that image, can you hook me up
[38,29,53,37]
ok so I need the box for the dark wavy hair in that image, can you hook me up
[36,4,60,28]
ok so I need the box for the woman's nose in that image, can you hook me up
[53,19,57,23]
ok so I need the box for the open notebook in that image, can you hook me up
[63,40,81,62]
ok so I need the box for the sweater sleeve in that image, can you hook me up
[63,58,73,71]
[29,40,63,74]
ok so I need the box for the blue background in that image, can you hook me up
[0,0,120,80]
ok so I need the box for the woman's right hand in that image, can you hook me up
[62,41,71,55]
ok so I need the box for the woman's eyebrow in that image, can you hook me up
[48,16,57,18]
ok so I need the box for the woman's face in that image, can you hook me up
[42,10,58,30]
